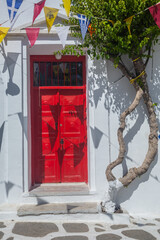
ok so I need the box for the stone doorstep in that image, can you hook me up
[17,202,98,217]
[28,183,90,197]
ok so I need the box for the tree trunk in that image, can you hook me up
[101,58,158,213]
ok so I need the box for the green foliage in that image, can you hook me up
[61,0,160,62]
[153,103,158,106]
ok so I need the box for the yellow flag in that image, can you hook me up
[44,7,59,33]
[124,15,134,35]
[63,0,71,17]
[0,27,10,43]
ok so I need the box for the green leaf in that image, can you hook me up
[153,103,158,107]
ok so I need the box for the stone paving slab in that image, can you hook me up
[52,237,88,240]
[0,217,160,240]
[122,229,157,240]
[62,223,89,233]
[0,222,6,228]
[12,222,59,237]
[0,231,4,239]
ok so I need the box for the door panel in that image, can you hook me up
[59,89,87,182]
[34,90,60,183]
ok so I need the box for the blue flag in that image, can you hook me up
[77,14,90,40]
[7,0,23,22]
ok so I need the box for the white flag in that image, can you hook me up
[56,26,70,48]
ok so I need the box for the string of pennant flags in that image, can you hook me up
[0,0,160,48]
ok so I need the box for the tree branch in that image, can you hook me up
[119,58,158,186]
[144,47,151,68]
[106,56,158,189]
[106,87,144,182]
[109,57,133,81]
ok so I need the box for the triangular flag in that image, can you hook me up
[124,15,134,35]
[62,0,71,17]
[26,28,40,47]
[44,7,59,33]
[0,27,10,43]
[56,26,70,48]
[77,14,90,40]
[149,3,160,28]
[88,24,96,37]
[32,0,46,25]
[6,0,23,22]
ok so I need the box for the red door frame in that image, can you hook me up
[30,55,88,185]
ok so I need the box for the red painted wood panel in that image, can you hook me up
[33,89,60,183]
[59,89,87,182]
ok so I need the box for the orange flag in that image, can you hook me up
[88,24,96,37]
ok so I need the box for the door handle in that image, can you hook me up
[60,139,64,150]
[55,122,58,130]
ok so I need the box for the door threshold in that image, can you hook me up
[29,182,89,197]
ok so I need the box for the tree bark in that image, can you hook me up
[119,58,158,186]
[102,57,158,213]
[106,87,144,182]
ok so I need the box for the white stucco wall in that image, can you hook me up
[0,0,159,217]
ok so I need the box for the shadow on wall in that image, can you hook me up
[88,56,160,205]
[0,122,5,152]
[88,58,109,150]
[2,52,20,96]
[0,44,28,146]
[0,45,27,199]
[0,43,21,96]
[90,126,104,149]
[0,46,23,150]
[88,58,108,109]
[17,113,28,140]
[0,181,22,198]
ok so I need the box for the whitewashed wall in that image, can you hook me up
[0,0,159,216]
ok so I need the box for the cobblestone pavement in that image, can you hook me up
[0,217,160,240]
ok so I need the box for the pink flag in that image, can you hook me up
[149,3,160,28]
[26,28,40,47]
[32,0,46,25]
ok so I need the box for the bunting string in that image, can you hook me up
[0,0,160,47]
[73,2,157,22]
[3,1,160,28]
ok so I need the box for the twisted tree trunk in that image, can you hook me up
[101,58,158,213]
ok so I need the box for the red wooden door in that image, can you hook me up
[31,56,88,185]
